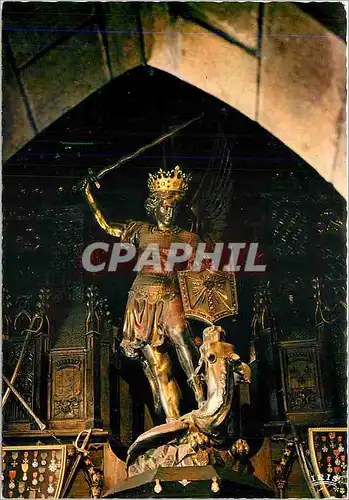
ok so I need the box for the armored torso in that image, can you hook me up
[121,220,201,303]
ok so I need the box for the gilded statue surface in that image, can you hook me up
[79,123,235,423]
[126,325,251,473]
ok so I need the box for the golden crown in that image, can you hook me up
[148,165,191,193]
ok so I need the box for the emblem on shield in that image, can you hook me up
[308,427,347,498]
[178,269,238,324]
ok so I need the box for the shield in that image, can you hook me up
[308,427,347,498]
[177,269,238,324]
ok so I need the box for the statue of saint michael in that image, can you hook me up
[83,166,205,421]
[78,118,235,422]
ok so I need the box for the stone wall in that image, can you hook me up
[2,2,346,198]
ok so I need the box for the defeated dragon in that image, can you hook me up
[126,325,251,467]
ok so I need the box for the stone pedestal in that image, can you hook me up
[104,441,275,498]
[104,464,274,498]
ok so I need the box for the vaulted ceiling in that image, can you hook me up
[2,2,347,198]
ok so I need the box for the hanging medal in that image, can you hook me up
[9,470,16,490]
[32,471,39,485]
[334,449,340,466]
[337,436,345,452]
[39,466,45,482]
[329,432,336,449]
[11,452,19,468]
[32,451,39,468]
[48,451,57,472]
[21,462,29,481]
[18,481,26,495]
[47,475,55,495]
[23,451,29,464]
[8,491,14,498]
[40,452,47,466]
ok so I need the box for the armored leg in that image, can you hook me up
[168,327,205,406]
[140,357,163,415]
[142,345,181,421]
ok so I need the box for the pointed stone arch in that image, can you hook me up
[2,3,346,197]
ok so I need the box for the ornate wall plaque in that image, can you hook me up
[2,445,67,499]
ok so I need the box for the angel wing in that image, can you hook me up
[190,136,233,243]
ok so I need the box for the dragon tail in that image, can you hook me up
[126,419,189,467]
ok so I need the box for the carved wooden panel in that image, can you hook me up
[279,339,328,423]
[286,348,320,409]
[49,350,85,422]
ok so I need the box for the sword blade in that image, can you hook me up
[96,114,204,181]
[60,454,83,498]
[2,314,43,407]
[61,429,92,498]
[2,332,31,407]
[2,375,46,431]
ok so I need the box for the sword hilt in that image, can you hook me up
[73,168,100,194]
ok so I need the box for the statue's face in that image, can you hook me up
[154,193,180,228]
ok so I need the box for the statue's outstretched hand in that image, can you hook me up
[73,168,100,194]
